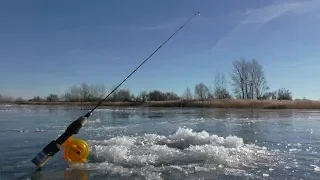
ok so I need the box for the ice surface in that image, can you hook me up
[70,128,275,179]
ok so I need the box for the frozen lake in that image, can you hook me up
[1,105,320,179]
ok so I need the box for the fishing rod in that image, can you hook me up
[31,12,200,169]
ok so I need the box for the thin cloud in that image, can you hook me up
[211,37,224,53]
[242,1,303,24]
[211,0,320,53]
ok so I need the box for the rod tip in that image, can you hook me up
[197,12,200,15]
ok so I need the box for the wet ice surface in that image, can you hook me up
[1,105,320,179]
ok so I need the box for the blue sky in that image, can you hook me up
[1,0,320,100]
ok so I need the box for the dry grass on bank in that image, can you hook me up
[4,99,320,109]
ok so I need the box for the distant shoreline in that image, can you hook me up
[2,99,320,109]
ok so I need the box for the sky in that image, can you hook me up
[1,0,320,100]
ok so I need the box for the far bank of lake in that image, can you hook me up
[2,99,320,109]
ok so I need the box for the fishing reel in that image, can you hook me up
[32,116,90,168]
[61,135,90,163]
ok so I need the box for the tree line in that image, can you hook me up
[182,58,292,101]
[13,83,181,102]
[1,58,294,102]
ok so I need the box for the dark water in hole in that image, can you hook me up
[1,104,320,180]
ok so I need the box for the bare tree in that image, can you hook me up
[214,88,231,99]
[30,96,44,102]
[116,89,132,102]
[90,84,105,101]
[214,71,227,90]
[148,90,166,101]
[214,71,231,99]
[64,85,81,101]
[194,82,210,101]
[80,83,91,101]
[277,88,292,100]
[110,84,120,101]
[46,94,59,102]
[137,91,148,102]
[165,92,180,100]
[231,58,247,99]
[64,83,105,102]
[249,59,269,99]
[231,58,268,99]
[182,87,193,100]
